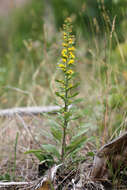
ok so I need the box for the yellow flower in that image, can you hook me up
[62,43,68,47]
[68,46,75,51]
[69,52,75,59]
[61,48,67,55]
[68,59,74,65]
[59,64,66,69]
[63,54,68,58]
[69,83,73,88]
[62,58,66,63]
[68,38,73,44]
[61,48,68,58]
[64,36,67,40]
[66,69,74,75]
[63,32,67,36]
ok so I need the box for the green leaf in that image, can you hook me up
[42,144,60,159]
[51,126,62,142]
[49,120,62,128]
[71,115,81,120]
[68,92,79,98]
[71,128,89,141]
[67,83,79,91]
[40,129,54,140]
[55,79,64,84]
[55,91,65,100]
[24,149,43,154]
[65,135,88,156]
[72,98,84,104]
[24,149,45,161]
[64,111,72,120]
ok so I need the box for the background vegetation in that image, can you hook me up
[0,0,127,181]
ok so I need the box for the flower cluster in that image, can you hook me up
[55,17,79,161]
[58,17,75,76]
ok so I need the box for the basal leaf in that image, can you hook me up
[42,144,60,159]
[24,149,46,161]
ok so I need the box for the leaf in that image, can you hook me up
[68,92,79,98]
[55,79,64,84]
[65,135,88,156]
[24,149,43,154]
[71,98,84,104]
[71,115,81,120]
[55,92,65,100]
[79,123,98,131]
[67,83,80,91]
[42,144,60,159]
[71,128,89,141]
[40,129,54,140]
[49,120,62,129]
[64,111,72,120]
[24,149,46,161]
[51,126,62,142]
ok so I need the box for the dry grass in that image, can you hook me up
[0,115,52,181]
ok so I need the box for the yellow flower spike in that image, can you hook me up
[68,59,74,65]
[66,69,74,75]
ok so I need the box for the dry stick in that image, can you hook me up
[0,106,62,117]
[0,181,31,187]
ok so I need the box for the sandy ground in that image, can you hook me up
[0,0,28,16]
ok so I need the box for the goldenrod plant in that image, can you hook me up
[25,17,88,164]
[56,17,80,161]
[57,18,75,158]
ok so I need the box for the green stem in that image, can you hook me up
[61,28,71,161]
[61,75,68,161]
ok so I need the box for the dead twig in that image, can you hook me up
[0,106,62,117]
